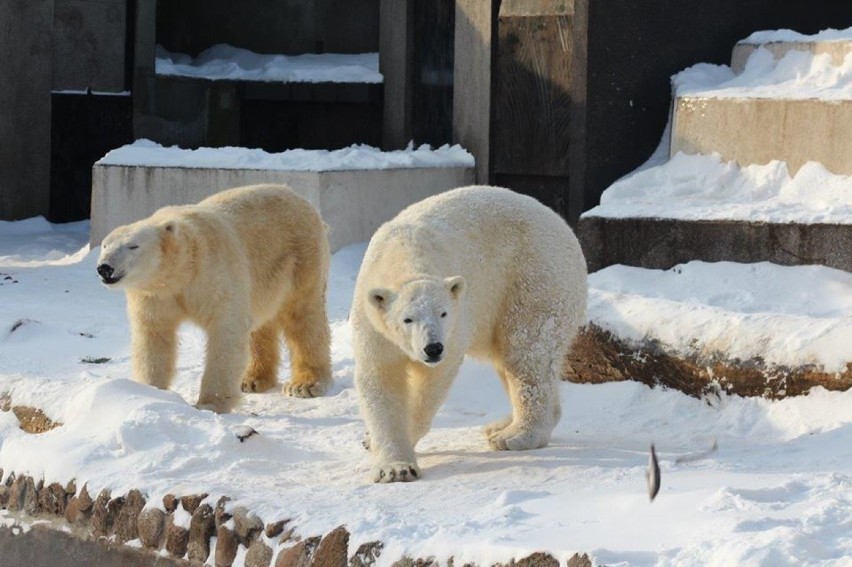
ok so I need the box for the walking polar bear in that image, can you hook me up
[97,184,332,413]
[351,185,587,482]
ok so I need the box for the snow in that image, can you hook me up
[583,151,852,224]
[675,46,852,100]
[2,219,852,566]
[742,26,852,45]
[155,44,382,84]
[96,139,475,172]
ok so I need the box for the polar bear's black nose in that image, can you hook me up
[424,343,444,359]
[97,264,114,279]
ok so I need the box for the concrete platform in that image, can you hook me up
[90,165,474,251]
[671,96,852,175]
[578,216,852,273]
[731,39,852,73]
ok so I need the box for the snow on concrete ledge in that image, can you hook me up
[97,139,474,171]
[155,44,382,84]
[741,26,852,45]
[583,151,852,224]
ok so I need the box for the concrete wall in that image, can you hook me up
[90,166,475,250]
[52,0,127,91]
[0,0,54,220]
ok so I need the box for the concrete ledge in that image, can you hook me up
[578,216,852,273]
[90,165,474,251]
[672,96,852,175]
[732,40,852,74]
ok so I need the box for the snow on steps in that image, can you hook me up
[580,28,852,273]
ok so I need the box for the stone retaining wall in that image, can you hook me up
[0,470,591,567]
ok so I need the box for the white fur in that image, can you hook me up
[351,186,588,482]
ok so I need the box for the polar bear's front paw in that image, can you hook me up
[195,395,238,414]
[372,462,421,483]
[487,423,547,451]
[282,378,331,398]
[482,416,513,438]
[241,373,277,393]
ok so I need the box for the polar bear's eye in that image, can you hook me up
[441,312,447,318]
[403,318,413,324]
[128,245,139,250]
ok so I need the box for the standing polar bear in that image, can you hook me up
[351,185,587,482]
[97,184,332,413]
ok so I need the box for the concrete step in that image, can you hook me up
[672,39,852,174]
[578,216,852,273]
[90,141,474,252]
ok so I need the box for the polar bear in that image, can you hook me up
[97,184,332,412]
[351,185,587,482]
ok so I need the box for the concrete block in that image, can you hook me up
[90,165,474,251]
[672,96,852,175]
[578,216,852,273]
[732,40,852,74]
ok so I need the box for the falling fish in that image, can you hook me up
[647,443,661,501]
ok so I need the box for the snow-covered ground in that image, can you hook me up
[1,219,851,566]
[98,139,475,172]
[155,44,382,84]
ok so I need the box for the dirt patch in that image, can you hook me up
[11,406,62,434]
[564,324,852,399]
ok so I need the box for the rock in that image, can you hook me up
[76,484,93,512]
[349,541,383,567]
[214,496,232,529]
[187,503,216,563]
[232,506,264,546]
[4,472,14,487]
[164,517,190,558]
[566,553,593,567]
[7,475,27,511]
[37,482,67,516]
[310,526,349,567]
[91,489,117,538]
[114,490,146,544]
[180,492,208,515]
[515,552,560,567]
[265,519,291,539]
[390,559,437,567]
[137,508,167,549]
[0,485,8,509]
[215,525,238,567]
[23,476,38,515]
[65,479,76,496]
[163,493,178,513]
[245,539,273,567]
[275,541,311,567]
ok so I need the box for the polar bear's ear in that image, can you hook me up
[445,276,466,299]
[368,288,396,311]
[160,220,179,236]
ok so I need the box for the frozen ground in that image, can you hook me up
[1,219,851,566]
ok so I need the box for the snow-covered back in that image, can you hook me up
[97,140,475,171]
[582,151,852,224]
[155,44,382,84]
[1,220,851,566]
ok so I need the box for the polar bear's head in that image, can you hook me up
[368,276,466,366]
[97,218,180,289]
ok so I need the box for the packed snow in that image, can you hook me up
[583,151,852,224]
[97,139,475,172]
[674,45,852,100]
[741,26,852,45]
[155,44,382,84]
[1,219,851,566]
